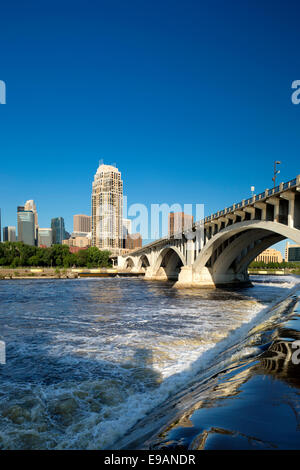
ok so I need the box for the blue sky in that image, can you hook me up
[0,0,300,252]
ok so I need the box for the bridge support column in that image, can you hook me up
[144,266,161,280]
[268,197,280,222]
[186,239,195,265]
[244,207,255,220]
[280,191,295,228]
[227,214,237,224]
[289,197,295,228]
[254,202,267,220]
[117,256,127,269]
[212,221,220,235]
[175,266,215,288]
[235,210,246,221]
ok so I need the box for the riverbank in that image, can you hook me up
[1,267,299,281]
[249,268,300,275]
[0,267,145,279]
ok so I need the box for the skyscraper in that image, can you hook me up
[24,200,38,227]
[92,164,123,253]
[122,218,132,249]
[168,212,194,237]
[73,214,91,233]
[125,233,142,250]
[24,200,38,242]
[17,210,35,245]
[3,226,16,242]
[122,218,132,237]
[285,242,300,262]
[51,217,66,244]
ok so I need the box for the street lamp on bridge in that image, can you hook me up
[272,161,281,188]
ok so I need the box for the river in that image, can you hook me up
[0,275,299,449]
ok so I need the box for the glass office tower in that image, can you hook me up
[51,217,66,244]
[17,210,35,245]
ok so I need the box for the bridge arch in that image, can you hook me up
[124,257,135,270]
[192,220,300,286]
[152,245,186,281]
[136,254,151,271]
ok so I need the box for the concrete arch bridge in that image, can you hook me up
[117,176,300,287]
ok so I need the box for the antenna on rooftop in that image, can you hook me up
[99,158,103,166]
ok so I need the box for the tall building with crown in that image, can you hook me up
[91,164,123,253]
[24,200,39,243]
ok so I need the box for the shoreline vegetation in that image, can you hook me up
[0,241,112,268]
[0,241,114,279]
[248,260,300,276]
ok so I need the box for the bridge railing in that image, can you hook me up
[202,176,298,226]
[255,192,265,201]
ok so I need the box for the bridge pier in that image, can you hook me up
[175,265,251,289]
[175,266,215,288]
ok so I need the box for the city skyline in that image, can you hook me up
[1,169,300,256]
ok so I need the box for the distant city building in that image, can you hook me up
[24,200,38,226]
[254,248,283,264]
[3,226,16,242]
[73,214,91,233]
[38,228,52,248]
[168,212,194,237]
[69,246,89,254]
[122,218,132,249]
[72,231,91,238]
[51,217,66,244]
[125,233,142,250]
[64,231,71,240]
[24,200,38,241]
[17,210,35,246]
[285,242,300,262]
[92,163,123,254]
[123,218,132,237]
[63,235,91,248]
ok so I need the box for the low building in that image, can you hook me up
[63,235,91,248]
[254,248,283,264]
[285,242,300,262]
[72,231,91,238]
[38,228,52,248]
[69,246,89,254]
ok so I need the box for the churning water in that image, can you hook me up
[0,275,299,449]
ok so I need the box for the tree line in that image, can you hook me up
[249,260,300,269]
[0,242,112,268]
